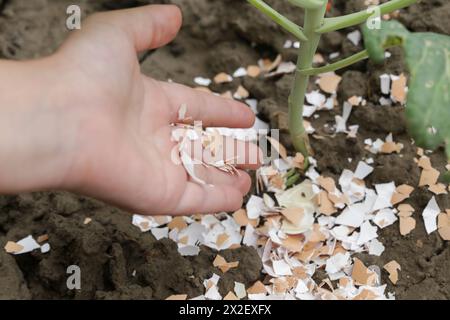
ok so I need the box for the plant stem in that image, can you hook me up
[247,0,418,163]
[289,1,328,157]
[300,50,370,76]
[287,0,323,9]
[299,42,401,76]
[316,0,418,33]
[247,0,308,41]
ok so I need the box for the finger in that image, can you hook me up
[158,81,255,128]
[172,182,244,215]
[193,167,251,195]
[90,5,182,52]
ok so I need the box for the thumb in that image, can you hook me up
[90,4,182,52]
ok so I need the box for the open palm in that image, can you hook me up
[56,5,260,215]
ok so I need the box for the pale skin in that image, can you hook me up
[0,5,261,215]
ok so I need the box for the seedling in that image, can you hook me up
[248,0,449,166]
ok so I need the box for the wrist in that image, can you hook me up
[0,56,79,193]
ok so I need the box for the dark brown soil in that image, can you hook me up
[0,0,449,299]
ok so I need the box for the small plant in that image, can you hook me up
[247,0,449,165]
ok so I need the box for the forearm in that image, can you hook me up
[0,58,75,193]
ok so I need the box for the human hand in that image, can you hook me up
[38,5,260,215]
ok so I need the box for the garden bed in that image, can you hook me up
[0,0,449,299]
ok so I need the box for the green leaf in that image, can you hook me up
[362,21,409,63]
[362,21,450,159]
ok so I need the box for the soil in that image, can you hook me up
[0,0,449,299]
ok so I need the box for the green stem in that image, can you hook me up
[287,0,323,9]
[316,0,418,33]
[300,50,370,76]
[289,1,328,156]
[247,0,308,41]
[299,41,400,76]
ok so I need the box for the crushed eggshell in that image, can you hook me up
[317,176,337,193]
[381,141,403,154]
[259,54,282,72]
[373,209,397,229]
[247,65,261,78]
[234,282,247,299]
[151,227,169,240]
[325,252,350,274]
[233,85,249,100]
[348,96,362,106]
[313,53,325,64]
[383,260,401,285]
[347,30,361,46]
[399,216,416,236]
[168,216,188,231]
[194,76,211,87]
[37,234,49,243]
[205,286,222,300]
[352,258,378,286]
[246,195,265,220]
[354,161,374,180]
[318,191,337,216]
[419,166,440,187]
[437,211,450,240]
[276,180,316,212]
[292,153,305,169]
[213,254,239,273]
[391,73,407,104]
[166,294,188,300]
[214,72,233,84]
[266,136,288,160]
[132,215,154,232]
[216,233,230,247]
[281,207,305,227]
[223,291,239,300]
[422,196,441,234]
[4,235,50,256]
[380,74,391,95]
[233,67,247,78]
[429,183,447,195]
[418,156,432,170]
[335,102,353,133]
[367,238,385,256]
[357,221,379,245]
[40,243,51,254]
[391,184,414,205]
[247,281,267,295]
[318,72,342,94]
[266,62,296,77]
[233,208,258,227]
[398,203,415,215]
[306,90,326,108]
[272,259,293,276]
[4,241,24,254]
